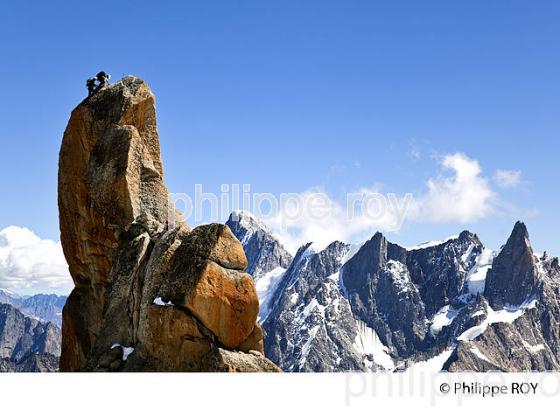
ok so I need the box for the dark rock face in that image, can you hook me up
[0,303,61,363]
[484,222,540,308]
[406,231,484,316]
[342,235,428,358]
[226,211,292,278]
[341,231,482,358]
[446,255,560,372]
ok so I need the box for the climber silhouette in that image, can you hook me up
[85,71,111,96]
[96,71,111,88]
[86,78,97,96]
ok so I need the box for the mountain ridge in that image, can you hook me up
[0,289,66,325]
[226,211,560,372]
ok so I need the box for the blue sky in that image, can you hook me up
[1,0,560,288]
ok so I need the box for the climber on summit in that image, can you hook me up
[96,71,111,88]
[85,72,111,96]
[86,78,97,96]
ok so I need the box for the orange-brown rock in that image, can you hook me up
[153,223,257,348]
[58,77,169,288]
[183,261,259,349]
[58,76,278,372]
[138,305,213,371]
[238,323,265,354]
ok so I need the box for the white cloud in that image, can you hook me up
[0,226,72,296]
[259,153,504,253]
[408,153,496,223]
[494,169,522,188]
[260,188,411,253]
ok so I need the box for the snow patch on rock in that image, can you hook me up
[153,297,174,306]
[522,340,545,354]
[430,305,461,336]
[406,235,459,251]
[464,248,495,295]
[111,343,135,361]
[406,347,455,373]
[470,345,492,363]
[458,297,538,341]
[255,267,287,322]
[353,319,394,371]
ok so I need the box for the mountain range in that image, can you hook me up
[226,211,560,372]
[0,289,66,326]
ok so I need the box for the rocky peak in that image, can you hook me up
[341,233,387,291]
[0,303,61,362]
[405,231,483,316]
[484,222,540,308]
[280,241,350,291]
[512,220,530,240]
[341,232,409,294]
[58,77,278,372]
[226,211,292,278]
[458,230,482,246]
[58,76,170,288]
[339,233,428,358]
[262,240,360,371]
[227,211,269,237]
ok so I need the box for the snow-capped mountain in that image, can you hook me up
[227,212,560,372]
[226,211,293,322]
[262,241,394,371]
[226,211,293,279]
[0,290,66,326]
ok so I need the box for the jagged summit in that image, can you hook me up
[512,220,530,239]
[226,211,292,279]
[228,210,270,232]
[458,230,481,243]
[58,77,279,372]
[484,221,539,308]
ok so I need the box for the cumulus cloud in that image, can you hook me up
[0,226,72,295]
[258,153,506,253]
[260,188,412,253]
[494,169,522,188]
[408,153,496,223]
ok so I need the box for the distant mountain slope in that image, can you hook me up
[0,303,61,371]
[226,211,293,322]
[18,294,66,325]
[0,291,64,372]
[0,289,21,306]
[226,211,293,278]
[263,241,394,372]
[0,290,66,326]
